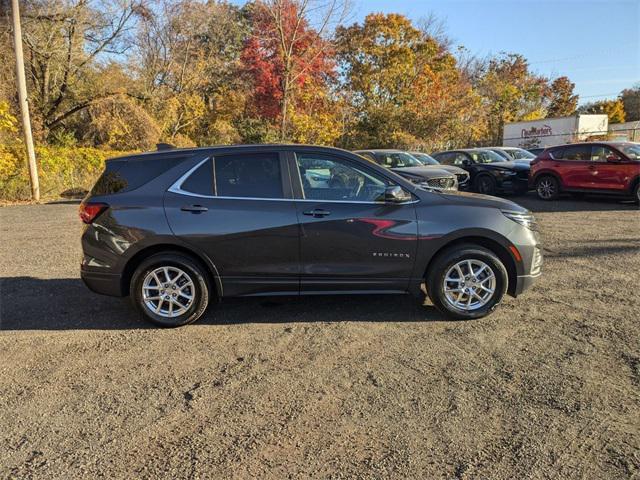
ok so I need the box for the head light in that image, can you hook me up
[502,210,538,231]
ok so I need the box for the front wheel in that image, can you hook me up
[130,252,212,327]
[426,245,508,320]
[474,175,497,195]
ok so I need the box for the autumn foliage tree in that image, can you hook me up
[241,0,347,142]
[547,76,578,117]
[336,13,484,150]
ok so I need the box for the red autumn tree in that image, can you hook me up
[241,0,347,140]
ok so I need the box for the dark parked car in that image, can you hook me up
[80,144,542,327]
[354,149,460,191]
[408,151,471,188]
[527,147,545,156]
[488,147,536,163]
[431,149,530,196]
[529,142,640,201]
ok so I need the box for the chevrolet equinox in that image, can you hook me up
[80,145,543,327]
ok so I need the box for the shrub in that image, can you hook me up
[0,144,135,202]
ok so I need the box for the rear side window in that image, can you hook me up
[181,158,214,195]
[91,155,189,196]
[552,146,591,161]
[214,153,283,199]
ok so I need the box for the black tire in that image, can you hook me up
[130,252,211,327]
[474,175,497,195]
[426,244,508,320]
[535,175,560,201]
[634,183,640,204]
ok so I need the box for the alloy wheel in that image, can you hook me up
[443,259,496,311]
[537,178,556,199]
[142,266,195,318]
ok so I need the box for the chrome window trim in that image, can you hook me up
[168,155,419,205]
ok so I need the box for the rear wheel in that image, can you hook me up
[426,245,508,320]
[474,175,497,195]
[536,175,560,200]
[130,253,211,327]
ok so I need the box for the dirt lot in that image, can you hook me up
[1,195,639,479]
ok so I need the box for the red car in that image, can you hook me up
[530,142,640,202]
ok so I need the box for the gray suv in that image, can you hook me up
[80,144,543,327]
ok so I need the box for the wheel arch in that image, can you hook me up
[532,169,564,189]
[121,243,222,299]
[423,235,520,297]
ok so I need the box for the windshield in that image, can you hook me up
[377,152,423,168]
[469,150,505,164]
[410,152,440,165]
[509,148,536,160]
[620,144,640,160]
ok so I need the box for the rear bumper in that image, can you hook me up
[81,267,124,297]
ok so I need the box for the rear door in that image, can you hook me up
[164,151,300,297]
[290,151,418,293]
[552,145,593,189]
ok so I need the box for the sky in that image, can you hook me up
[234,0,640,104]
[346,0,639,104]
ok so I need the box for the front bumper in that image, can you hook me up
[514,272,541,296]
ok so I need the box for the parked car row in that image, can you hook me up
[354,142,640,203]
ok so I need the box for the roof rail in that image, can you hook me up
[156,143,176,151]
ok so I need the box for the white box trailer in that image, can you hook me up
[503,114,609,149]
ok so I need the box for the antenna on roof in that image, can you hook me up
[156,143,176,151]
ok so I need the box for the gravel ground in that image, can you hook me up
[1,195,639,479]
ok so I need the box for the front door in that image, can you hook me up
[164,152,300,297]
[556,145,593,189]
[290,151,418,293]
[589,145,628,191]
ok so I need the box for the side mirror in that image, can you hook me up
[462,158,472,166]
[384,185,412,204]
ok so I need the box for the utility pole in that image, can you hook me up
[10,0,39,201]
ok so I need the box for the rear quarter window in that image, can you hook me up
[91,155,191,196]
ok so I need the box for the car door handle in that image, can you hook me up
[181,204,208,213]
[303,209,331,218]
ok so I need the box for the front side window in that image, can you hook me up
[296,153,392,202]
[511,148,536,160]
[591,146,617,162]
[453,153,470,165]
[214,153,283,199]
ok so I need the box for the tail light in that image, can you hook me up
[79,202,108,224]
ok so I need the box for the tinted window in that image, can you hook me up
[434,152,454,165]
[215,153,283,199]
[451,153,469,166]
[181,158,214,195]
[557,145,591,161]
[296,153,392,202]
[376,152,422,168]
[91,155,189,196]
